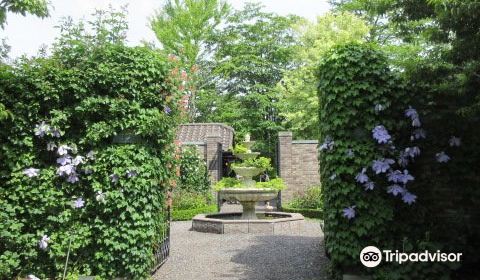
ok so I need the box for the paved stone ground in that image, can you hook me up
[153,219,329,280]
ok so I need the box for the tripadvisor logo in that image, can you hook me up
[360,246,462,268]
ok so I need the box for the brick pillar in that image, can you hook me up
[206,134,222,183]
[278,131,293,202]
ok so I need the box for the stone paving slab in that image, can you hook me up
[153,220,329,280]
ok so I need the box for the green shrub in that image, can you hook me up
[0,42,181,279]
[281,206,323,219]
[214,177,286,191]
[287,185,322,209]
[172,205,217,221]
[231,156,272,171]
[172,190,213,210]
[179,145,210,193]
[213,177,242,191]
[232,144,248,154]
[254,178,286,191]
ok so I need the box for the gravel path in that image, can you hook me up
[153,220,329,280]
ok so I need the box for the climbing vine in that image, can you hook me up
[0,44,181,279]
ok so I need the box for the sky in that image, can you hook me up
[0,0,330,59]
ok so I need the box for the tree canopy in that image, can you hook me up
[278,12,369,139]
[150,0,230,68]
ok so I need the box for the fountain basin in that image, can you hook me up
[219,188,277,219]
[220,188,277,202]
[232,166,264,178]
[192,212,305,234]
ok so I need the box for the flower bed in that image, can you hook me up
[172,205,217,221]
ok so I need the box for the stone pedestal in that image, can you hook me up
[240,201,257,219]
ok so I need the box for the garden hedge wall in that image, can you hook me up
[172,205,217,221]
[317,43,472,279]
[0,44,182,279]
[281,206,323,219]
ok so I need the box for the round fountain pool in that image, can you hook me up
[192,211,304,234]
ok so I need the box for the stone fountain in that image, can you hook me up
[220,134,278,219]
[191,134,305,234]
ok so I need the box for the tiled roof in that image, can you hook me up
[176,123,235,151]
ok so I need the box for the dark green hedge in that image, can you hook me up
[0,44,181,279]
[318,43,463,279]
[281,206,323,219]
[172,205,217,221]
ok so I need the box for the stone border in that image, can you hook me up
[192,212,304,234]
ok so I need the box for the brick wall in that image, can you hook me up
[277,131,320,203]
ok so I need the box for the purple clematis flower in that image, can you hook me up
[57,145,71,156]
[405,106,418,119]
[23,168,40,178]
[372,125,391,144]
[319,136,335,151]
[404,146,421,159]
[375,104,385,112]
[56,155,71,166]
[411,117,421,127]
[329,173,337,181]
[34,121,50,138]
[342,206,356,220]
[126,170,138,178]
[398,170,414,184]
[66,173,79,183]
[372,158,395,174]
[346,149,354,157]
[57,164,75,176]
[96,191,106,203]
[449,136,461,147]
[86,150,95,160]
[110,173,120,184]
[72,197,85,208]
[355,168,369,183]
[402,192,417,205]
[38,235,50,250]
[436,151,450,163]
[50,128,61,138]
[387,170,403,183]
[405,106,421,127]
[364,181,375,191]
[47,142,57,151]
[412,128,426,140]
[398,152,409,167]
[164,106,172,114]
[72,155,84,166]
[387,184,406,196]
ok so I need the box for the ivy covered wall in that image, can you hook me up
[317,43,476,279]
[0,44,182,279]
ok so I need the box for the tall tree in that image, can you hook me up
[197,3,299,158]
[150,0,230,121]
[0,0,49,28]
[1,0,50,119]
[331,0,442,75]
[277,12,369,139]
[150,0,230,67]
